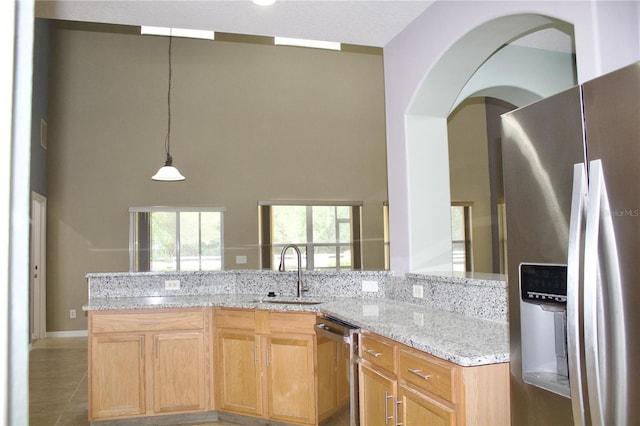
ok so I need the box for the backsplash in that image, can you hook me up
[86,270,392,299]
[86,271,238,299]
[391,272,508,323]
[86,270,508,323]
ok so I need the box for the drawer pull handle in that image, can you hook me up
[408,368,431,380]
[364,348,382,358]
[140,322,160,327]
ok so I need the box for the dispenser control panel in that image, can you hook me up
[519,263,567,305]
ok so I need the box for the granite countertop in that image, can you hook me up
[85,294,508,367]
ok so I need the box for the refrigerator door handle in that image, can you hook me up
[584,159,626,426]
[567,162,587,426]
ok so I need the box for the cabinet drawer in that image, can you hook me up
[269,311,316,334]
[360,333,396,372]
[91,309,205,333]
[215,308,256,330]
[398,384,456,425]
[399,348,457,403]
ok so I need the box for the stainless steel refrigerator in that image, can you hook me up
[501,61,640,425]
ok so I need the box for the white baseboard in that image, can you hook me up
[46,330,88,338]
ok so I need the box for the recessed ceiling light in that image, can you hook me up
[274,37,341,51]
[253,0,276,5]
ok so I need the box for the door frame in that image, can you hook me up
[30,191,46,341]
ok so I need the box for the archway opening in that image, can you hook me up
[405,13,576,273]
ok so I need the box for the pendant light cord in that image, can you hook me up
[165,35,173,165]
[152,32,185,181]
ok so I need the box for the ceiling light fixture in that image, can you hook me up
[252,0,276,6]
[152,33,186,181]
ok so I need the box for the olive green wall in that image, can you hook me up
[46,22,388,332]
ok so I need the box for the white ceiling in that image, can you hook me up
[36,0,575,52]
[36,0,436,47]
[510,26,574,54]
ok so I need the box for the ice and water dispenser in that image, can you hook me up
[519,263,571,398]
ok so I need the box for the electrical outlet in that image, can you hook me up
[412,284,424,298]
[235,255,247,264]
[362,280,378,292]
[69,309,76,319]
[165,280,180,290]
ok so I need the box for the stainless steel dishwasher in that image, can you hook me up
[316,315,360,426]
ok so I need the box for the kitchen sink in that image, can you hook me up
[252,298,323,305]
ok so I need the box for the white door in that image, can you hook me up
[30,192,46,341]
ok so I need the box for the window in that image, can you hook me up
[259,202,362,271]
[129,207,224,272]
[451,204,472,272]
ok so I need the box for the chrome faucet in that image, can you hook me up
[278,244,307,297]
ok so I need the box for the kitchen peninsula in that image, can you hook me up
[85,270,510,425]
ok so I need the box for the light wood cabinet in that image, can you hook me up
[397,384,455,426]
[88,308,211,421]
[216,329,262,416]
[262,311,317,426]
[90,334,146,419]
[336,340,350,407]
[317,335,337,417]
[359,331,509,426]
[214,308,317,425]
[266,334,316,423]
[316,331,351,422]
[153,331,207,413]
[360,361,397,425]
[88,306,508,425]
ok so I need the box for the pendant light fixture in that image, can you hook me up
[152,33,186,181]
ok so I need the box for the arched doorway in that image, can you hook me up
[404,14,576,272]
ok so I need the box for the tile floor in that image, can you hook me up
[30,337,90,426]
[28,337,241,426]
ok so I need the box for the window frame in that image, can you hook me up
[497,201,508,274]
[129,206,225,272]
[383,201,390,270]
[451,203,473,272]
[258,201,363,271]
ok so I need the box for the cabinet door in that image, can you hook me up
[336,339,351,407]
[153,331,207,414]
[90,334,146,420]
[359,363,397,426]
[317,335,337,419]
[216,330,262,416]
[398,385,455,426]
[266,334,316,424]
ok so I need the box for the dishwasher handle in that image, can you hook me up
[315,323,352,345]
